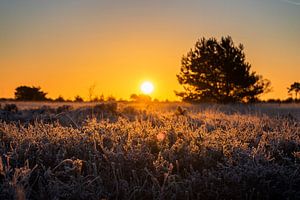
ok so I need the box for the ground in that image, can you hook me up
[0,101,299,200]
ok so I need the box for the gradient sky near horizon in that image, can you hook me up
[1,0,299,101]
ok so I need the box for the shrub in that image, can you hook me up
[3,104,18,113]
[93,102,117,113]
[56,105,72,113]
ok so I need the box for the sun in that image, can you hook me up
[141,81,154,95]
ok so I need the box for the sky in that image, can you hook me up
[0,0,299,101]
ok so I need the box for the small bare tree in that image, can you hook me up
[88,83,96,102]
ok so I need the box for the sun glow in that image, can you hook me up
[141,81,154,95]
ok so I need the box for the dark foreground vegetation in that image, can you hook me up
[0,102,300,200]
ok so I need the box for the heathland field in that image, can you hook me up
[0,102,299,199]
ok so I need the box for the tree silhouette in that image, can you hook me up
[54,96,65,102]
[288,82,300,100]
[176,36,271,103]
[15,86,47,101]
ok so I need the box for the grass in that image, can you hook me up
[0,102,299,199]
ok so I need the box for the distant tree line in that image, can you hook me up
[5,85,113,103]
[0,82,297,104]
[1,85,157,103]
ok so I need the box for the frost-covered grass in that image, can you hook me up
[0,102,299,199]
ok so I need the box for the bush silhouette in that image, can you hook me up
[15,86,47,101]
[54,96,65,102]
[130,94,152,102]
[3,104,18,113]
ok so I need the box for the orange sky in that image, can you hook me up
[1,0,299,101]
